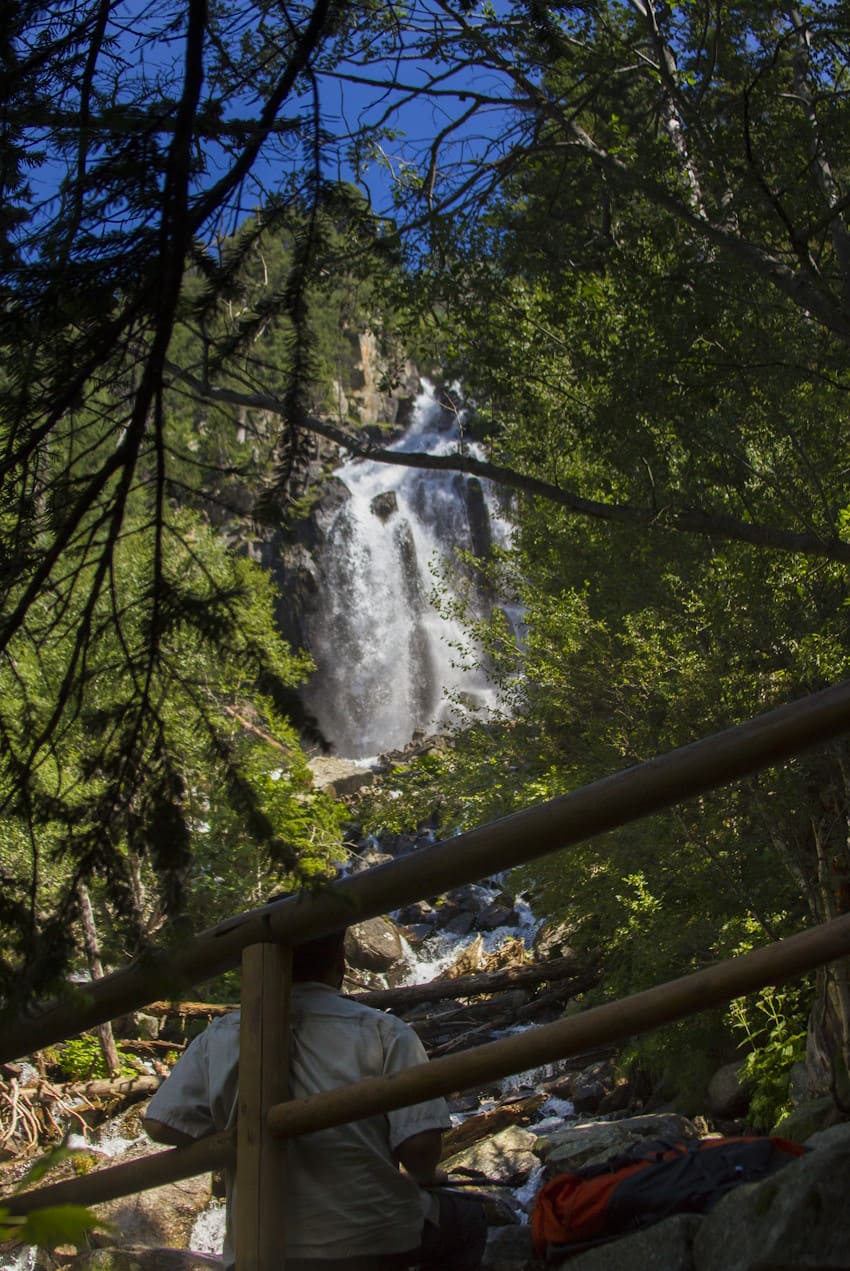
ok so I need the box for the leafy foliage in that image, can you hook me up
[354,1,850,1097]
[55,1036,135,1082]
[728,984,811,1132]
[0,504,345,1009]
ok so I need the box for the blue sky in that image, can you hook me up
[23,1,517,225]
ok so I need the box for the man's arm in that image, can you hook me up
[396,1128,448,1187]
[142,1115,199,1149]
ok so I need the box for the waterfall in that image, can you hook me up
[300,384,514,758]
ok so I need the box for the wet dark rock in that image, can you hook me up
[352,849,394,870]
[597,1077,634,1114]
[396,518,426,609]
[476,903,520,932]
[396,900,436,924]
[538,1074,576,1103]
[478,1191,524,1227]
[443,911,477,936]
[400,923,434,945]
[385,833,423,857]
[290,476,352,551]
[569,1058,621,1114]
[447,883,494,911]
[370,490,398,521]
[465,476,493,559]
[449,1093,481,1113]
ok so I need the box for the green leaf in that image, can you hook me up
[14,1204,112,1249]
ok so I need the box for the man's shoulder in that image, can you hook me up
[295,986,413,1035]
[342,995,410,1030]
[197,1009,241,1054]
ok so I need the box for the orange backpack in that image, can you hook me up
[531,1135,805,1259]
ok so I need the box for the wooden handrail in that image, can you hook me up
[5,677,850,1063]
[3,1131,236,1215]
[7,911,850,1217]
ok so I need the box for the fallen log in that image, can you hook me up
[441,1093,547,1159]
[143,955,593,1021]
[15,1075,161,1100]
[355,955,594,1011]
[429,973,599,1057]
[410,990,532,1044]
[118,1039,187,1056]
[144,1001,233,1020]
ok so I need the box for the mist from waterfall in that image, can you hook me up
[301,384,514,759]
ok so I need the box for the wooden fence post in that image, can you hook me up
[236,941,291,1269]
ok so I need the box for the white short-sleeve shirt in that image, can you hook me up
[145,982,450,1266]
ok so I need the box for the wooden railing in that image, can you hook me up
[6,677,850,1266]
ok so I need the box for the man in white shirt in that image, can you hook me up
[144,927,487,1270]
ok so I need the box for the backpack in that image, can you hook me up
[531,1135,806,1261]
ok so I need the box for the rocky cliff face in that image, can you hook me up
[331,329,421,430]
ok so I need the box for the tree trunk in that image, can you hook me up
[77,883,122,1077]
[802,758,850,1106]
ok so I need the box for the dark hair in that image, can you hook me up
[291,929,347,982]
[263,893,346,982]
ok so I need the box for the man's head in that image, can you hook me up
[292,928,347,986]
[263,893,347,986]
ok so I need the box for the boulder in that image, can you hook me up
[370,491,398,521]
[804,1120,850,1151]
[705,1061,753,1120]
[693,1126,850,1270]
[477,1190,524,1227]
[344,916,404,972]
[90,1175,214,1251]
[442,1125,542,1187]
[66,1252,221,1270]
[352,849,394,871]
[133,1013,161,1043]
[442,911,477,936]
[483,1225,544,1270]
[773,1094,836,1143]
[476,903,520,932]
[597,1078,633,1115]
[538,1113,700,1175]
[401,922,433,945]
[465,476,493,560]
[446,883,494,911]
[564,1214,702,1271]
[396,900,436,925]
[306,756,376,799]
[532,919,576,962]
[570,1059,619,1114]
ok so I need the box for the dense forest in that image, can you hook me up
[3,0,850,1128]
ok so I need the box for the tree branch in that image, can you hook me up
[173,370,850,564]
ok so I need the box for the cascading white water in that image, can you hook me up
[301,383,514,758]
